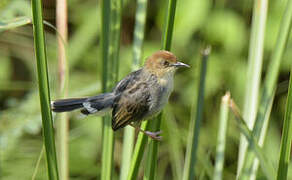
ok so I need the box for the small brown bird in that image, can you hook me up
[52,50,189,140]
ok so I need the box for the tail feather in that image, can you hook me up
[51,93,115,115]
[51,98,86,112]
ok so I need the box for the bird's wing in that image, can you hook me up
[113,69,143,93]
[112,81,151,131]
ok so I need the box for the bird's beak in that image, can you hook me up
[172,61,190,68]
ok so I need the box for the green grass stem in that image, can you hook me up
[213,92,230,180]
[109,0,122,84]
[31,0,59,179]
[126,0,178,178]
[143,113,161,180]
[100,0,122,179]
[144,0,178,177]
[277,70,292,179]
[100,0,110,93]
[32,145,44,180]
[120,126,135,180]
[127,122,152,180]
[161,0,177,51]
[132,0,148,68]
[120,0,148,179]
[182,47,210,180]
[100,0,112,179]
[163,106,184,179]
[238,0,268,177]
[239,0,292,178]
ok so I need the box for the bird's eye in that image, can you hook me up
[162,60,169,67]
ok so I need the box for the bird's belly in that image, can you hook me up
[146,79,173,118]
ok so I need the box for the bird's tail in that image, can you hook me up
[51,93,115,115]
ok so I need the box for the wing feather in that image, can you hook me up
[112,82,150,131]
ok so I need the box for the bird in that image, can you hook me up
[51,50,190,140]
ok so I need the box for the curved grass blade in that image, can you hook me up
[31,0,59,179]
[0,16,31,31]
[229,99,276,180]
[0,16,67,45]
[32,145,45,180]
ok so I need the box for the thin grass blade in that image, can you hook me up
[277,70,292,179]
[0,16,31,31]
[163,106,184,179]
[161,0,178,51]
[144,113,162,180]
[32,145,45,180]
[250,81,275,180]
[100,0,112,179]
[237,0,268,178]
[143,0,178,178]
[229,99,276,180]
[213,92,230,180]
[127,122,152,180]
[120,0,148,179]
[31,0,59,179]
[182,47,210,180]
[125,0,178,178]
[132,0,148,68]
[100,0,122,179]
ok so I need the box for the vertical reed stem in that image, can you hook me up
[277,70,292,179]
[239,0,292,178]
[143,0,178,178]
[100,0,121,179]
[100,0,112,179]
[120,0,148,179]
[213,92,230,180]
[238,0,268,178]
[31,0,59,179]
[56,0,69,179]
[183,47,210,180]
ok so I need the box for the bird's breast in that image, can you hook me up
[148,74,174,115]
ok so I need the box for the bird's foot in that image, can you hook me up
[144,130,162,141]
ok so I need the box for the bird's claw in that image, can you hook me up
[145,130,163,141]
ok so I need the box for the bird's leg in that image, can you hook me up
[130,124,162,141]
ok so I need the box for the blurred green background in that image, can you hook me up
[0,0,291,179]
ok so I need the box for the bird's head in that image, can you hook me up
[144,50,190,77]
